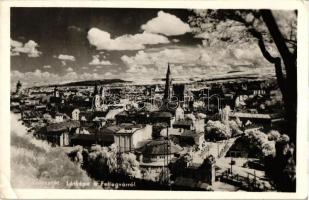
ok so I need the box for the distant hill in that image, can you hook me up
[227,70,242,74]
[52,79,131,87]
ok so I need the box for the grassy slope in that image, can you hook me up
[10,114,98,189]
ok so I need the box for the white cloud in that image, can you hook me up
[11,52,20,56]
[55,54,75,66]
[58,54,76,61]
[80,72,99,80]
[120,44,274,79]
[87,27,169,50]
[11,69,60,87]
[68,25,82,32]
[141,11,191,36]
[11,39,23,48]
[81,66,89,70]
[43,65,51,69]
[66,67,74,72]
[89,55,113,65]
[63,71,78,80]
[11,39,42,57]
[104,72,112,76]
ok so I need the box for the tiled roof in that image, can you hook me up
[46,120,80,132]
[173,119,193,126]
[150,111,173,118]
[139,139,183,155]
[70,133,114,142]
[181,130,199,137]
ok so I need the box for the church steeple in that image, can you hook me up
[163,62,172,100]
[167,62,171,74]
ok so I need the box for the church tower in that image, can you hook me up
[100,87,105,104]
[94,94,101,110]
[163,63,173,100]
[54,86,59,98]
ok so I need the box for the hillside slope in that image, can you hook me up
[10,113,97,189]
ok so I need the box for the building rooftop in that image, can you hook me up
[150,111,173,118]
[46,120,80,133]
[70,133,114,143]
[162,128,202,138]
[173,119,193,127]
[230,112,271,119]
[138,138,183,156]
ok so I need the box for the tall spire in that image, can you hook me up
[167,62,170,74]
[163,62,172,100]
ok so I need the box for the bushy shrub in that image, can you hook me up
[142,168,158,182]
[228,120,243,136]
[264,133,295,192]
[245,130,276,158]
[86,145,117,180]
[83,144,141,181]
[120,153,141,179]
[205,118,244,141]
[268,130,281,141]
[205,120,231,141]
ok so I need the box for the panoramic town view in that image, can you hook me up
[10,8,297,192]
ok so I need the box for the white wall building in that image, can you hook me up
[113,125,152,153]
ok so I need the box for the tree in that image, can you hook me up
[142,168,157,182]
[188,9,297,142]
[158,168,171,184]
[228,119,243,136]
[205,120,231,140]
[119,153,142,179]
[86,145,117,180]
[239,129,295,191]
[168,153,192,180]
[264,133,295,191]
[153,122,168,139]
[84,144,142,181]
[268,130,281,141]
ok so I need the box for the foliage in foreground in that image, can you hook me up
[10,114,97,189]
[69,144,142,182]
[232,129,295,192]
[205,119,242,141]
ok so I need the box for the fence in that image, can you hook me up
[219,171,274,191]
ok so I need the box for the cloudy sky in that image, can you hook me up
[11,8,274,87]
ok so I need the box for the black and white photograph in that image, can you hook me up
[1,0,309,199]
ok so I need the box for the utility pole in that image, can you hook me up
[217,142,219,158]
[230,156,233,174]
[167,125,171,190]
